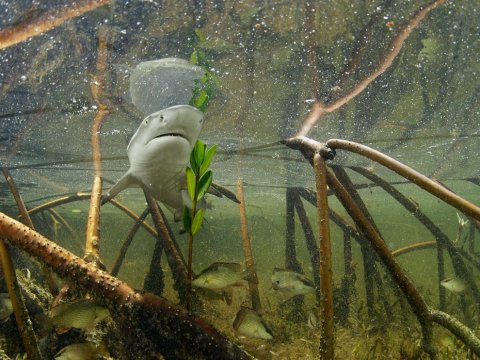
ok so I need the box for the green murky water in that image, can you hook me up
[0,1,479,359]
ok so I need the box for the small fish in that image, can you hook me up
[233,307,273,340]
[271,268,315,299]
[0,293,13,321]
[55,342,108,360]
[50,299,110,329]
[193,287,233,305]
[192,262,253,290]
[440,278,467,293]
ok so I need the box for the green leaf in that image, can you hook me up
[189,149,199,172]
[194,90,209,109]
[191,208,205,235]
[200,144,218,176]
[197,170,213,199]
[186,167,196,200]
[199,74,209,84]
[189,50,198,65]
[196,50,208,65]
[182,207,191,233]
[195,28,206,43]
[194,140,205,168]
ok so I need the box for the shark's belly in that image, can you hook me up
[132,163,186,209]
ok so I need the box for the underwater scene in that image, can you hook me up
[0,0,479,359]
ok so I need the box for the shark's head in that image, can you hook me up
[127,105,204,161]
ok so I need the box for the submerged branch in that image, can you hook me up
[296,0,446,136]
[327,139,480,221]
[2,167,57,293]
[237,180,262,313]
[0,211,250,359]
[391,241,437,257]
[326,168,437,357]
[110,207,150,277]
[0,239,43,360]
[144,191,189,300]
[27,193,158,242]
[304,0,320,100]
[314,153,334,359]
[85,25,110,265]
[430,309,480,357]
[290,189,320,300]
[285,188,301,272]
[0,0,111,50]
[47,208,83,248]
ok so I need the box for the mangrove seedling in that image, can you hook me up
[183,139,218,312]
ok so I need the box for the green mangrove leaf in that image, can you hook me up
[194,140,206,168]
[197,170,213,199]
[189,50,198,65]
[194,90,209,109]
[195,49,208,66]
[191,208,205,235]
[189,149,199,173]
[182,207,191,233]
[194,28,206,43]
[200,144,218,176]
[186,167,196,200]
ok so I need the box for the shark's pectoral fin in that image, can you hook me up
[101,172,136,205]
[209,183,241,203]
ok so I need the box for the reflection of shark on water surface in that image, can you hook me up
[103,105,204,219]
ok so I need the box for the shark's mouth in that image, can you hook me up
[154,132,188,140]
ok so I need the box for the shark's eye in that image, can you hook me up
[160,115,165,121]
[144,119,149,125]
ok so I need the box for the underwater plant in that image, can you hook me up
[189,29,220,112]
[183,140,218,312]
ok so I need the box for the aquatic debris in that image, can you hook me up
[385,21,395,29]
[54,342,108,360]
[454,212,469,244]
[456,213,468,227]
[440,278,467,294]
[418,37,442,61]
[104,105,204,220]
[49,299,110,329]
[307,309,318,329]
[233,307,273,340]
[192,262,252,290]
[304,98,316,105]
[0,293,13,321]
[271,268,315,299]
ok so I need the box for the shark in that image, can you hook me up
[103,104,204,219]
